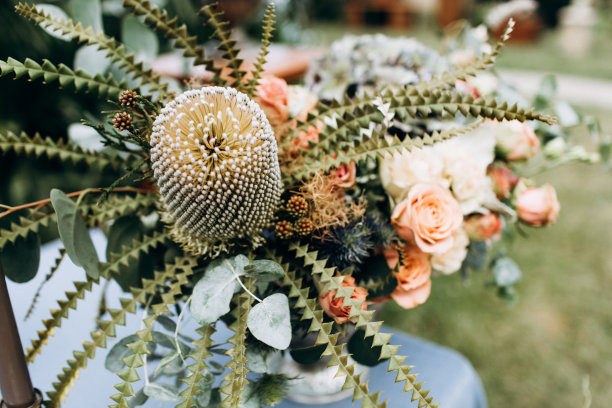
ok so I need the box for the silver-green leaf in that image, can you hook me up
[50,189,99,279]
[143,383,182,402]
[247,293,291,350]
[190,260,239,324]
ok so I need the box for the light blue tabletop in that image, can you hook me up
[4,230,487,408]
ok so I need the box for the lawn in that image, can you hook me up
[381,108,612,407]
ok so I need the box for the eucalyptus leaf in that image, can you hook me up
[50,189,99,279]
[190,260,239,324]
[194,372,214,407]
[121,15,159,60]
[289,344,326,365]
[245,348,267,373]
[153,352,179,378]
[0,228,40,284]
[105,334,139,372]
[554,101,580,127]
[128,387,149,407]
[493,257,522,287]
[151,331,191,355]
[347,329,385,367]
[244,260,284,280]
[143,383,181,402]
[155,315,177,332]
[70,0,103,33]
[247,293,291,350]
[74,45,110,76]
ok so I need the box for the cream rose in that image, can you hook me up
[391,183,463,253]
[379,147,447,202]
[318,275,368,324]
[495,120,539,161]
[388,245,432,309]
[287,85,318,122]
[431,228,469,275]
[516,183,560,226]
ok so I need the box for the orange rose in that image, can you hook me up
[464,213,503,241]
[329,161,357,189]
[487,163,518,199]
[318,275,368,324]
[517,183,560,226]
[391,183,462,253]
[255,76,290,125]
[390,245,432,309]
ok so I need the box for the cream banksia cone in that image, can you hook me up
[150,87,283,255]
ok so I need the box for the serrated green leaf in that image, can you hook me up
[105,334,140,373]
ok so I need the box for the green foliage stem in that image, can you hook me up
[246,3,275,98]
[121,0,218,76]
[0,57,131,98]
[15,3,169,99]
[199,4,246,89]
[25,247,67,321]
[0,130,121,171]
[109,257,197,408]
[25,231,169,364]
[272,251,382,407]
[176,325,216,408]
[288,242,438,408]
[220,284,254,407]
[46,253,192,406]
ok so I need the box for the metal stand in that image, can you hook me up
[0,265,42,408]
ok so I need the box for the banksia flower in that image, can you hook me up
[286,195,308,218]
[150,87,283,254]
[294,219,314,236]
[113,112,132,131]
[275,220,293,239]
[119,89,138,107]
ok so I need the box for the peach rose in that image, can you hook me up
[329,161,357,189]
[293,125,319,151]
[495,120,540,161]
[487,163,518,199]
[255,76,290,125]
[464,213,503,241]
[318,275,368,324]
[391,184,462,253]
[390,245,432,309]
[516,184,560,226]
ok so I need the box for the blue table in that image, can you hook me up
[5,231,487,407]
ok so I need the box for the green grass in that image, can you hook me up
[381,108,612,407]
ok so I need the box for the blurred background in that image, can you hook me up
[1,0,611,406]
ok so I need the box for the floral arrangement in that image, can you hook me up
[0,2,586,407]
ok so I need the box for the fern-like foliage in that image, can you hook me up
[289,122,482,182]
[25,248,67,321]
[301,87,555,163]
[272,252,383,407]
[199,4,246,90]
[176,325,216,408]
[83,193,158,227]
[122,0,221,80]
[25,231,169,364]
[0,209,56,250]
[110,256,196,407]
[0,130,122,171]
[245,3,275,98]
[46,254,191,405]
[0,57,131,98]
[220,285,253,407]
[15,3,169,99]
[288,242,439,408]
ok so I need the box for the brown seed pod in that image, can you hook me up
[119,89,138,107]
[294,219,314,236]
[275,220,294,239]
[112,112,133,131]
[286,195,308,218]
